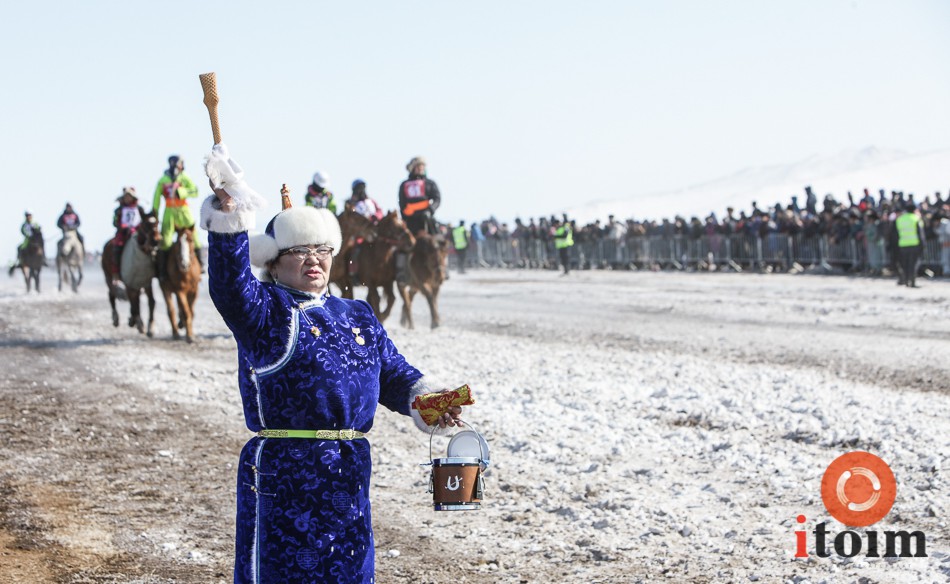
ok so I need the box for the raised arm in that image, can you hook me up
[200,193,272,345]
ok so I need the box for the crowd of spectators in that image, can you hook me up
[456,186,950,277]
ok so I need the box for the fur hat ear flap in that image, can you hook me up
[249,233,279,268]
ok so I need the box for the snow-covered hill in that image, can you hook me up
[562,146,949,223]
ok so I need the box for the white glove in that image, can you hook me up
[204,143,266,212]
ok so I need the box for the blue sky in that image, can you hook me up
[1,1,948,261]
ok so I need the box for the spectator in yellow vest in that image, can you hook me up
[452,220,469,274]
[553,215,574,276]
[895,202,926,287]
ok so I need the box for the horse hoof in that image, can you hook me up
[147,331,154,338]
[186,336,195,344]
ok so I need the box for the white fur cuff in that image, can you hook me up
[408,377,455,436]
[200,195,256,234]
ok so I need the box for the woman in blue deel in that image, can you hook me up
[200,144,463,583]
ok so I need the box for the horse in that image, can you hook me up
[350,211,415,323]
[9,229,46,293]
[101,213,160,336]
[329,208,378,298]
[398,231,449,329]
[158,227,202,343]
[56,229,84,293]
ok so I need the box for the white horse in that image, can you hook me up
[56,229,84,293]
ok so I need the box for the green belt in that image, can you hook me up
[257,429,365,440]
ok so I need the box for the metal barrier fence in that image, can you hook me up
[460,235,946,274]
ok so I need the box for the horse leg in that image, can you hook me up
[129,290,145,333]
[399,285,417,329]
[178,290,195,343]
[379,282,396,323]
[162,287,180,340]
[109,288,119,327]
[419,284,440,329]
[145,288,156,338]
[367,287,382,320]
[57,259,64,292]
[186,288,198,343]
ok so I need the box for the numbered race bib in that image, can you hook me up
[403,179,426,201]
[120,207,141,229]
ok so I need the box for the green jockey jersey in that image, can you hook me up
[19,220,41,249]
[452,225,468,250]
[305,189,337,214]
[153,171,201,250]
[895,212,924,248]
[554,224,574,249]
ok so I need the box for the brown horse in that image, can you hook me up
[10,229,46,293]
[159,227,202,343]
[350,211,415,323]
[398,232,449,329]
[329,208,377,298]
[101,213,160,336]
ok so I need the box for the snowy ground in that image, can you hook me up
[0,266,948,583]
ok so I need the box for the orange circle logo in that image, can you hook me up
[820,451,896,527]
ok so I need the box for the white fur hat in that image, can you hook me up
[249,206,342,268]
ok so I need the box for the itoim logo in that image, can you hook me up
[794,451,927,559]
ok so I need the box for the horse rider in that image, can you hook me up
[17,210,46,266]
[56,203,84,245]
[396,156,442,283]
[304,171,338,214]
[349,179,383,223]
[345,178,383,284]
[153,154,203,278]
[111,186,147,286]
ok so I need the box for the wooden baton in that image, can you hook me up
[198,72,222,144]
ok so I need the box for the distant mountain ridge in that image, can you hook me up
[562,146,948,223]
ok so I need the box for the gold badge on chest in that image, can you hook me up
[352,327,365,345]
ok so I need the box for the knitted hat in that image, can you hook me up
[406,156,426,172]
[248,206,342,268]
